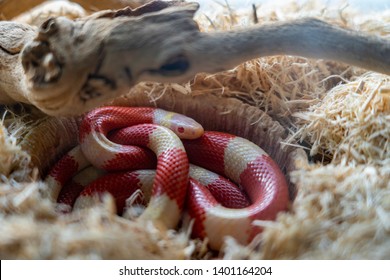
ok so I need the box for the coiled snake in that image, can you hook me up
[45,106,289,250]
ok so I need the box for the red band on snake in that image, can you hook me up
[45,106,289,250]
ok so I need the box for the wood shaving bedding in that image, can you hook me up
[291,73,389,166]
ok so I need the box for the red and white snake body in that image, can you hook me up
[46,106,289,250]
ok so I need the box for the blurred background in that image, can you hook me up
[195,0,389,11]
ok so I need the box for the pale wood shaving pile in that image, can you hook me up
[291,73,389,166]
[222,164,390,259]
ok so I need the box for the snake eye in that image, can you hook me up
[158,55,189,76]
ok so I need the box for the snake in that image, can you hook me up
[45,106,289,250]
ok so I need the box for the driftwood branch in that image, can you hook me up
[73,0,148,11]
[0,21,36,104]
[1,1,390,116]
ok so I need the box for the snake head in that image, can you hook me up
[20,1,201,116]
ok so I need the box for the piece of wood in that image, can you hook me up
[73,0,147,11]
[0,21,36,103]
